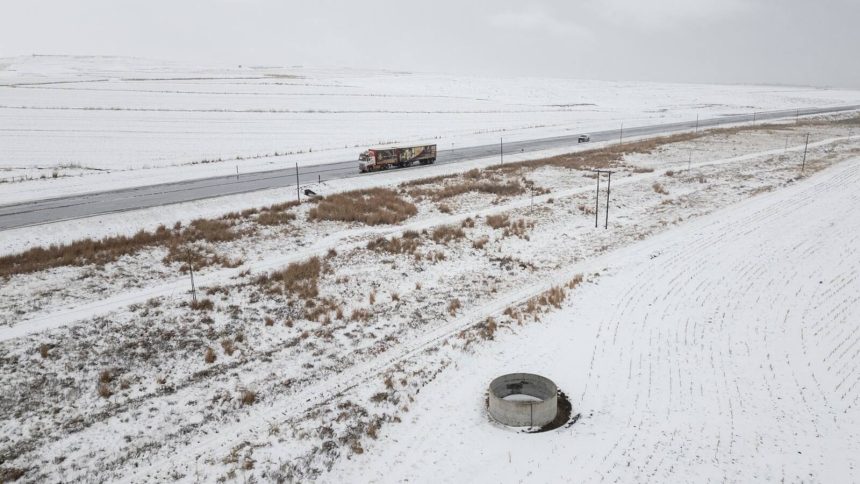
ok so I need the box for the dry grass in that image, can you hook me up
[502,218,534,239]
[350,308,372,322]
[472,236,489,250]
[38,344,51,359]
[221,338,236,356]
[264,316,275,326]
[400,173,457,187]
[97,383,112,399]
[448,298,462,316]
[257,257,322,300]
[190,298,214,311]
[652,182,669,195]
[479,317,498,340]
[578,204,596,215]
[431,226,466,244]
[366,235,421,255]
[204,347,217,364]
[437,203,453,214]
[665,170,675,177]
[485,214,510,229]
[406,179,525,202]
[461,217,475,228]
[0,218,245,277]
[240,390,257,406]
[308,188,417,225]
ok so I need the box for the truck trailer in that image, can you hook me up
[358,144,436,173]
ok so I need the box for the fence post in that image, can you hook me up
[295,162,300,203]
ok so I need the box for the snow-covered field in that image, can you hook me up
[2,55,860,199]
[329,151,860,483]
[1,111,859,482]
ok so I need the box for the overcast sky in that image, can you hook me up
[1,0,858,88]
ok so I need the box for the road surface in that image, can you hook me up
[0,104,857,230]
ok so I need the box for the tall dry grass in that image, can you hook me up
[308,188,417,225]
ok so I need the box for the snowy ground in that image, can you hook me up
[1,114,859,482]
[3,55,860,202]
[328,150,860,484]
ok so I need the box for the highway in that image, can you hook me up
[0,104,857,231]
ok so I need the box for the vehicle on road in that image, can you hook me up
[578,134,591,143]
[359,144,436,173]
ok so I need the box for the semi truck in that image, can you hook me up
[358,144,436,173]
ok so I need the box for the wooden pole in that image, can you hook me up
[594,173,600,228]
[801,133,809,174]
[605,172,612,229]
[295,162,300,203]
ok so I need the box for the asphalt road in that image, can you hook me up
[0,104,857,231]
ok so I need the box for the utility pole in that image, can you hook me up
[186,252,197,305]
[593,170,614,229]
[605,171,612,229]
[619,121,624,146]
[236,165,239,180]
[295,162,300,203]
[801,133,809,174]
[594,173,600,228]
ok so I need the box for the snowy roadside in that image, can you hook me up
[2,117,859,482]
[325,156,860,484]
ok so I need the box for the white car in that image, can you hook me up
[578,134,591,143]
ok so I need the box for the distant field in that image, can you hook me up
[2,55,860,178]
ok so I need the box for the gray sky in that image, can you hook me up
[2,0,858,88]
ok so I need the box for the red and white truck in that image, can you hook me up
[358,144,437,173]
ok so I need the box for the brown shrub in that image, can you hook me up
[367,235,421,255]
[38,344,51,359]
[409,180,524,201]
[191,298,214,311]
[257,257,321,300]
[99,369,113,384]
[431,226,466,244]
[448,298,462,316]
[308,188,417,225]
[369,290,376,305]
[567,274,584,289]
[221,338,236,356]
[400,173,457,187]
[461,217,475,228]
[464,168,482,180]
[502,218,535,239]
[264,316,275,326]
[97,383,112,399]
[256,211,296,226]
[240,390,257,406]
[480,317,498,340]
[652,182,669,195]
[437,203,453,214]
[204,347,217,364]
[351,308,372,322]
[486,214,510,229]
[370,391,390,403]
[472,236,489,250]
[665,170,675,177]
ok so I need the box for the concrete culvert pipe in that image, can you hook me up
[488,373,558,427]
